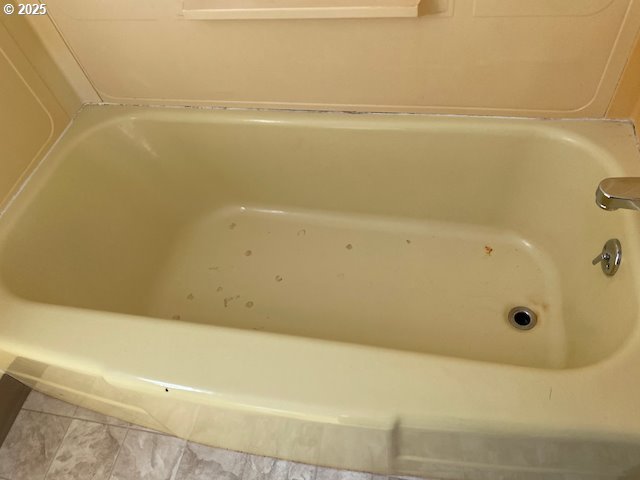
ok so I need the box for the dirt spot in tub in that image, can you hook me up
[216,286,223,293]
[251,326,265,331]
[297,229,306,237]
[223,296,235,307]
[337,273,345,280]
[346,243,353,250]
[532,301,549,313]
[187,293,195,300]
[229,223,237,230]
[406,239,411,244]
[246,301,254,308]
[208,266,219,271]
[245,250,253,256]
[275,275,283,282]
[172,314,181,320]
[484,245,493,256]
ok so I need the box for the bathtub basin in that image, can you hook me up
[1,106,640,479]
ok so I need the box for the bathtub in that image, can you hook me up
[1,105,640,479]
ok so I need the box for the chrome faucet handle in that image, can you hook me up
[592,251,610,266]
[592,239,622,276]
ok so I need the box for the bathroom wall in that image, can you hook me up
[35,0,640,118]
[608,29,640,125]
[0,9,76,206]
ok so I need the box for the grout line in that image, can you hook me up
[168,440,188,480]
[106,427,130,480]
[41,412,73,480]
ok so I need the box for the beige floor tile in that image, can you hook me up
[109,429,185,480]
[22,391,77,417]
[0,410,71,480]
[45,419,127,480]
[174,442,248,480]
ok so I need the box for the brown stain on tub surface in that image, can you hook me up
[484,245,493,255]
[245,250,252,256]
[246,301,254,308]
[187,293,194,300]
[530,298,550,313]
[275,275,283,282]
[346,244,353,250]
[229,223,237,230]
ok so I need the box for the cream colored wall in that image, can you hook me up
[1,0,640,208]
[608,30,640,125]
[0,9,78,207]
[34,0,640,117]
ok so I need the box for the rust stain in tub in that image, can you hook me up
[223,296,235,307]
[484,245,493,255]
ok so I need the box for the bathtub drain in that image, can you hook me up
[508,307,537,331]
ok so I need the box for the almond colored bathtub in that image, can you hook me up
[1,106,640,479]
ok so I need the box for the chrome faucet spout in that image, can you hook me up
[595,177,640,211]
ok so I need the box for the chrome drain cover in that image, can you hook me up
[508,306,537,330]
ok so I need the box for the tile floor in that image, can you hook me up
[0,390,412,480]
